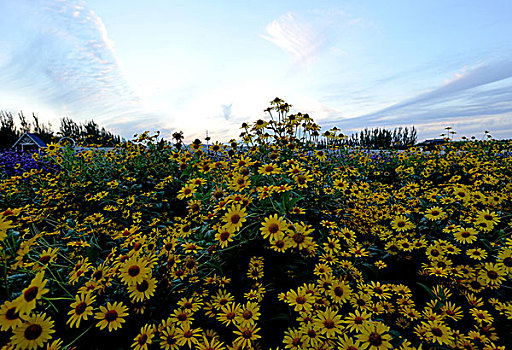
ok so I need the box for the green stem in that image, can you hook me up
[63,323,95,350]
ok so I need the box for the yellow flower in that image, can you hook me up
[0,216,15,242]
[67,292,96,328]
[233,324,261,349]
[467,248,487,260]
[222,205,247,232]
[476,209,500,226]
[424,320,453,346]
[132,324,155,350]
[95,301,129,332]
[235,302,260,328]
[215,225,235,248]
[260,214,289,240]
[175,324,201,348]
[128,276,156,302]
[119,256,151,285]
[160,326,179,350]
[313,307,344,338]
[14,271,49,315]
[177,184,197,200]
[391,215,415,232]
[358,321,393,350]
[453,227,478,244]
[10,313,55,350]
[0,300,24,331]
[285,287,315,312]
[424,206,446,221]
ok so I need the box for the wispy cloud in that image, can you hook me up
[0,0,166,137]
[260,12,324,66]
[365,59,512,118]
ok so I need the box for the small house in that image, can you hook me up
[12,133,47,152]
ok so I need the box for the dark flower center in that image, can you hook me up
[242,330,252,339]
[24,286,39,302]
[295,296,306,304]
[219,231,230,241]
[128,265,140,277]
[6,307,19,320]
[230,214,240,224]
[38,255,51,264]
[243,310,253,319]
[334,287,344,297]
[137,280,149,292]
[323,320,335,329]
[268,224,279,234]
[24,324,43,340]
[369,332,383,346]
[487,271,498,280]
[75,302,87,315]
[503,257,512,267]
[137,334,148,345]
[431,327,443,337]
[104,310,118,322]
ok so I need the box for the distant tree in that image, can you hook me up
[32,113,54,144]
[340,126,417,149]
[0,111,20,149]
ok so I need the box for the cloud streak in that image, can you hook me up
[366,59,512,118]
[260,12,324,66]
[0,0,166,137]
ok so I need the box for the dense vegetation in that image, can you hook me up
[0,99,511,350]
[0,111,123,149]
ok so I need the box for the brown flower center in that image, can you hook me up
[6,307,19,320]
[487,270,498,280]
[104,310,118,322]
[230,214,240,224]
[23,286,39,302]
[323,320,335,329]
[219,231,230,241]
[137,334,148,345]
[369,332,383,346]
[268,224,279,234]
[243,310,253,319]
[431,327,443,337]
[75,302,87,315]
[38,255,51,264]
[24,324,43,340]
[137,280,149,292]
[128,265,140,277]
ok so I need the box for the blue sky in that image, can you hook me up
[1,0,512,142]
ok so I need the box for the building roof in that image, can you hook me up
[11,133,48,149]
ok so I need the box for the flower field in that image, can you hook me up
[1,99,512,350]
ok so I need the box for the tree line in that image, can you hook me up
[332,127,418,150]
[0,111,123,149]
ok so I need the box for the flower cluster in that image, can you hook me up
[1,99,512,349]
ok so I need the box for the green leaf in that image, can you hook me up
[416,282,436,300]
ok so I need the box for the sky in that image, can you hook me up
[1,0,512,142]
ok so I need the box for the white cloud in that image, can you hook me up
[260,12,324,66]
[0,0,162,138]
